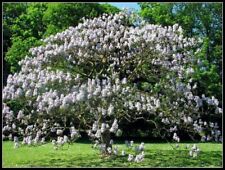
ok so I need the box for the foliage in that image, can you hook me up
[3,2,120,75]
[5,37,43,73]
[3,3,29,83]
[139,2,222,102]
[99,3,121,15]
[3,3,28,53]
[4,3,48,74]
[10,3,47,39]
[42,3,120,37]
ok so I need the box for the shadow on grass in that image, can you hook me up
[20,149,222,168]
[146,150,222,167]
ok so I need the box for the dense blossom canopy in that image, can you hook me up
[2,11,222,155]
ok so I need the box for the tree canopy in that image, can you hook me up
[3,3,222,142]
[3,2,120,81]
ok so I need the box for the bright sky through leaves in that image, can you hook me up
[99,2,140,11]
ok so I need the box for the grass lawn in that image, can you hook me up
[2,140,222,168]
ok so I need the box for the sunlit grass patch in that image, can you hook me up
[2,141,222,168]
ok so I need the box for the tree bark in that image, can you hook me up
[101,129,111,153]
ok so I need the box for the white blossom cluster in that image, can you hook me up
[123,94,161,114]
[34,12,197,70]
[173,133,180,143]
[88,118,120,140]
[189,144,200,158]
[195,120,222,142]
[172,80,221,113]
[125,140,145,162]
[134,151,145,163]
[14,136,19,149]
[158,76,222,141]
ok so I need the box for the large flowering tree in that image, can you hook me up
[2,11,222,155]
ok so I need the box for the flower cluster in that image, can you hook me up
[173,133,180,143]
[14,136,19,149]
[134,151,145,163]
[189,144,200,158]
[126,140,145,163]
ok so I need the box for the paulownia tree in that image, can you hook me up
[3,11,222,155]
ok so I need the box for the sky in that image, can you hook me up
[100,2,140,11]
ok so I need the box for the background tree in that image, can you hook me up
[3,2,120,84]
[5,3,47,74]
[3,3,29,86]
[42,3,120,37]
[139,2,222,102]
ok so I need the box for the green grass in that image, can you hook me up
[2,140,222,168]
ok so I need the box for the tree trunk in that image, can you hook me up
[100,130,111,153]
